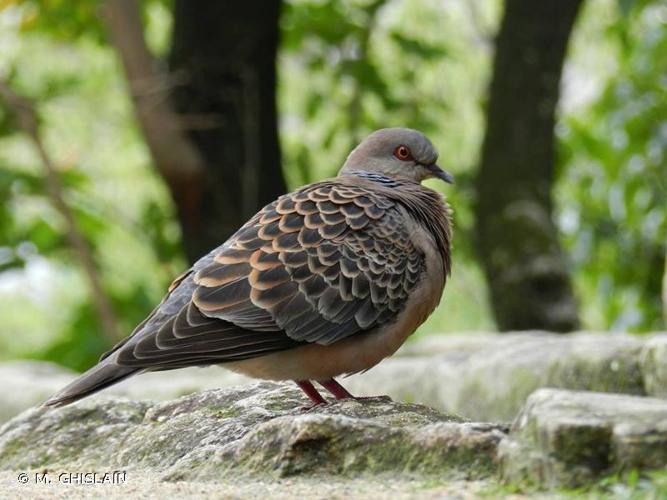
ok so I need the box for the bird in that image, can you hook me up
[42,128,454,409]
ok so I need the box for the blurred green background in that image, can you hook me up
[0,0,665,372]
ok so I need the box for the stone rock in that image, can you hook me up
[0,361,77,424]
[449,333,646,421]
[0,361,253,424]
[0,382,507,482]
[348,332,648,421]
[108,366,252,402]
[641,334,667,399]
[498,388,667,488]
[0,471,495,499]
[343,334,518,414]
[1,332,662,425]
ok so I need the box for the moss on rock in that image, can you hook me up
[499,388,667,488]
[0,382,506,482]
[641,335,667,399]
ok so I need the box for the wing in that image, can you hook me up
[98,268,197,362]
[105,271,303,368]
[105,181,426,370]
[192,181,425,344]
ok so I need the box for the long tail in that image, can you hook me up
[41,361,139,408]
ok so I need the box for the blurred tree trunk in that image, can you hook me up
[663,252,667,326]
[168,0,287,263]
[105,0,286,264]
[474,0,583,332]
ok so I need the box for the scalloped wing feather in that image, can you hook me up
[191,181,424,345]
[101,178,441,371]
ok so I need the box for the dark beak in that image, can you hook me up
[427,163,455,184]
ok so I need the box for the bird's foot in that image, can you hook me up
[295,380,328,411]
[296,379,392,410]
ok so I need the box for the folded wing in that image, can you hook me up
[106,181,425,370]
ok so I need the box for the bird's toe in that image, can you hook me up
[299,401,330,413]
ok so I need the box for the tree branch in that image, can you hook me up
[0,81,121,343]
[101,0,206,226]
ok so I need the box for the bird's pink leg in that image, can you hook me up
[295,380,327,408]
[319,378,354,400]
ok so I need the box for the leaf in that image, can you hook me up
[390,32,449,60]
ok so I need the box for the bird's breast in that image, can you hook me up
[224,220,446,382]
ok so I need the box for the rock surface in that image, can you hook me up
[499,388,667,488]
[0,361,78,424]
[346,332,658,421]
[436,333,646,421]
[0,361,253,424]
[641,335,667,399]
[0,471,495,499]
[2,381,667,495]
[0,382,506,481]
[1,332,665,424]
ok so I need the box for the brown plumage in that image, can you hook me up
[43,128,454,408]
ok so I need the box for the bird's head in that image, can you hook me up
[340,128,454,184]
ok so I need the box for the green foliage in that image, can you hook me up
[0,0,665,371]
[37,285,156,371]
[280,0,498,331]
[558,0,667,331]
[16,0,106,42]
[0,3,184,368]
[14,0,171,47]
[485,468,667,498]
[559,469,667,498]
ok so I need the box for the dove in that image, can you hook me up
[43,128,454,408]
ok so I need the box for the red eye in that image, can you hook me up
[394,145,412,161]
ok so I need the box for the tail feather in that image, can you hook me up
[42,361,138,408]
